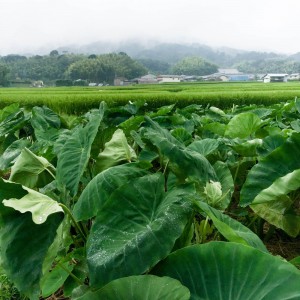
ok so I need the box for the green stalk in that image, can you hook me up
[57,261,84,286]
[59,203,87,243]
[201,216,209,243]
[233,159,241,185]
[163,160,169,192]
[45,167,56,180]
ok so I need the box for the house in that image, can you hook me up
[263,74,288,83]
[288,73,300,81]
[181,75,199,82]
[157,75,181,83]
[225,74,250,81]
[32,80,44,88]
[138,74,158,84]
[114,77,127,86]
[203,68,250,82]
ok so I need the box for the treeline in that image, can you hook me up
[234,59,300,74]
[0,50,220,86]
[0,51,148,86]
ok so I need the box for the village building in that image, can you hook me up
[202,68,251,81]
[138,74,158,84]
[262,74,288,83]
[288,73,300,81]
[157,75,181,83]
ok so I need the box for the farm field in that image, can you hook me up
[1,81,300,114]
[0,97,299,299]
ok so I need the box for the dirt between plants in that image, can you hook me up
[265,233,300,263]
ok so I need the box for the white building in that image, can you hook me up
[157,75,181,83]
[138,74,158,84]
[288,73,300,81]
[263,74,288,83]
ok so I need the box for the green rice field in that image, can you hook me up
[1,81,300,114]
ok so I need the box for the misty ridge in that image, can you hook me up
[55,39,299,62]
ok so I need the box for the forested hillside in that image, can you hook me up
[2,41,300,86]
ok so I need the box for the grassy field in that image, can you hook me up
[1,81,300,114]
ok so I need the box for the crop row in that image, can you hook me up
[1,82,300,114]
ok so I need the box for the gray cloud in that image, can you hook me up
[0,0,299,55]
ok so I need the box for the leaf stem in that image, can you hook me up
[59,204,87,243]
[201,216,209,243]
[57,261,85,286]
[233,159,241,185]
[45,167,56,180]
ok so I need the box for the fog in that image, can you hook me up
[1,0,299,55]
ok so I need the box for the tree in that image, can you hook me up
[49,50,59,57]
[102,52,147,79]
[88,54,97,59]
[171,56,218,76]
[138,58,170,74]
[66,58,115,84]
[66,53,147,84]
[0,64,10,86]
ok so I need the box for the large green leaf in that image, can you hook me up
[94,129,137,174]
[195,201,267,252]
[225,112,262,138]
[145,118,217,184]
[240,132,300,236]
[187,138,219,157]
[9,147,56,188]
[257,134,286,157]
[241,133,300,204]
[0,103,20,122]
[56,104,105,196]
[144,116,183,147]
[152,242,300,300]
[31,106,61,131]
[73,163,148,221]
[0,178,27,214]
[40,248,85,298]
[41,260,74,298]
[87,173,193,288]
[3,185,63,224]
[231,138,263,157]
[76,275,190,300]
[0,109,29,137]
[0,138,31,170]
[0,179,63,300]
[251,194,300,237]
[171,127,192,145]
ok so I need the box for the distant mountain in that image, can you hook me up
[288,52,300,62]
[56,40,287,68]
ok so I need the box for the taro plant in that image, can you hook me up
[0,100,299,299]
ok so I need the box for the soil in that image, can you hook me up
[265,231,300,262]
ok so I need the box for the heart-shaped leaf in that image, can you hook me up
[3,184,63,224]
[241,132,300,237]
[152,242,300,300]
[0,179,63,300]
[9,147,56,188]
[94,129,137,174]
[56,104,105,196]
[195,201,267,252]
[73,163,148,221]
[225,112,262,138]
[87,173,193,288]
[76,275,190,300]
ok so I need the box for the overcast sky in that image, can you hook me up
[1,0,299,55]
